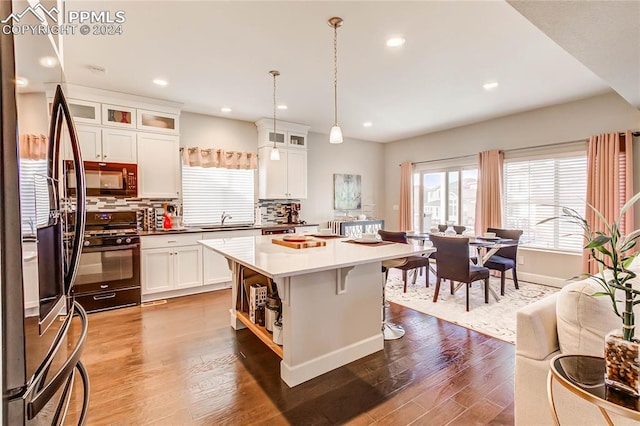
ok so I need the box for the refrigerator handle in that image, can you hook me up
[49,85,86,293]
[25,302,89,420]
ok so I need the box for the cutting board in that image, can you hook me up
[272,238,327,249]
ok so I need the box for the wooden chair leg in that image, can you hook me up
[433,277,441,302]
[484,278,489,303]
[424,267,429,288]
[465,282,470,311]
[500,272,506,296]
[450,280,455,295]
[512,267,520,290]
[402,270,408,293]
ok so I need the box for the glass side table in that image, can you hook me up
[548,354,640,425]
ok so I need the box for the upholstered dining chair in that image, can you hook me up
[437,224,466,234]
[378,230,431,292]
[429,234,490,311]
[483,227,523,296]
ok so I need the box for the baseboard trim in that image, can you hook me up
[517,271,566,288]
[141,282,231,303]
[280,334,383,387]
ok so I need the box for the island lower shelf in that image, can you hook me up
[236,311,283,359]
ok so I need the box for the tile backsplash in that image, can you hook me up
[257,199,300,224]
[65,197,180,212]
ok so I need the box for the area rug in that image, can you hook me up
[385,269,559,344]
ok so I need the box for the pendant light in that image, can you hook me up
[269,70,281,161]
[328,17,343,144]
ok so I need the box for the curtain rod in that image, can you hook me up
[402,132,640,166]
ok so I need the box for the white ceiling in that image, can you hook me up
[15,0,625,143]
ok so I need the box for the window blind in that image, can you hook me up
[182,166,254,226]
[504,152,587,252]
[19,159,49,232]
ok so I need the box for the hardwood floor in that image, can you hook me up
[40,290,514,425]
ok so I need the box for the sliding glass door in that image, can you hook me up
[413,167,477,233]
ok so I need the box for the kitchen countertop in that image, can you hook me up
[139,223,319,236]
[199,234,434,279]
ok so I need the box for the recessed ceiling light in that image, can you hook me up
[386,37,406,48]
[153,78,168,86]
[220,107,232,113]
[39,56,58,68]
[277,104,288,110]
[15,77,28,87]
[363,122,373,128]
[483,81,499,91]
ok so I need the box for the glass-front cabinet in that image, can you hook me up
[137,109,179,133]
[102,104,136,129]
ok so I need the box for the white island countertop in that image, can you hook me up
[199,235,434,279]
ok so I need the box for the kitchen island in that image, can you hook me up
[199,234,435,386]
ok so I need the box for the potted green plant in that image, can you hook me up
[540,192,640,396]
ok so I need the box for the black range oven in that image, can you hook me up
[73,211,140,312]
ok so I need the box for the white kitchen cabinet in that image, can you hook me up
[255,118,309,149]
[62,125,137,164]
[258,146,307,199]
[101,128,137,163]
[141,234,203,295]
[102,104,136,129]
[137,109,179,134]
[141,248,173,294]
[62,125,101,161]
[202,229,260,288]
[174,245,203,289]
[137,133,180,198]
[23,241,38,315]
[67,98,101,125]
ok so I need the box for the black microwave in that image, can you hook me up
[65,161,137,197]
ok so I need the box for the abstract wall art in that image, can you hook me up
[333,173,362,210]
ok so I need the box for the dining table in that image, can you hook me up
[416,233,519,301]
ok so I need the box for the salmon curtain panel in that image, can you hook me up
[19,134,48,160]
[584,131,634,274]
[399,162,413,231]
[475,149,504,234]
[182,147,257,169]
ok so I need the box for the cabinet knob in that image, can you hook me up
[96,154,100,158]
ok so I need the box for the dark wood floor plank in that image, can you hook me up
[27,289,515,425]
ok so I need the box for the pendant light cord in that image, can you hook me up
[272,71,277,149]
[333,23,338,126]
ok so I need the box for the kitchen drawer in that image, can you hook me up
[141,233,203,249]
[75,287,140,313]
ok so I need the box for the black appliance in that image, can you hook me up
[74,211,141,312]
[262,227,296,235]
[66,160,137,198]
[1,11,89,424]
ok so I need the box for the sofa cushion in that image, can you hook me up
[556,278,622,356]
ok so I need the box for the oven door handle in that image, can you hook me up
[82,243,139,253]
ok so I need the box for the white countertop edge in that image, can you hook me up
[198,236,435,279]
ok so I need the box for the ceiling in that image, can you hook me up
[14,0,634,143]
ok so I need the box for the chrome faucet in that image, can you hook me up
[221,211,232,225]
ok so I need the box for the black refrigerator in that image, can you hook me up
[1,1,90,422]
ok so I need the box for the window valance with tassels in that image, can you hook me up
[181,147,257,170]
[19,134,48,160]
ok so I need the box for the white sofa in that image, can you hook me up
[515,276,638,425]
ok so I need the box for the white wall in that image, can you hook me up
[180,111,257,152]
[384,92,640,285]
[16,92,49,134]
[301,132,385,226]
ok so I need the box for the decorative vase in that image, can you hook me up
[120,111,129,124]
[604,330,640,397]
[444,220,456,236]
